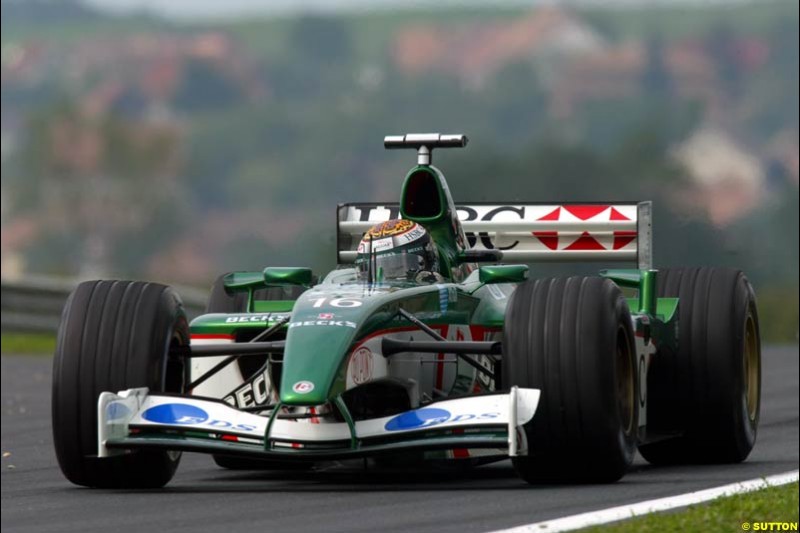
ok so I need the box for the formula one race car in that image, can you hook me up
[52,134,761,488]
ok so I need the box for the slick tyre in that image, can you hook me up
[503,276,637,484]
[52,281,189,488]
[205,273,307,470]
[638,267,761,464]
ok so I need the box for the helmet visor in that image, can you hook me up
[357,251,426,281]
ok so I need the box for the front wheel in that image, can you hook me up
[502,276,638,483]
[52,281,188,488]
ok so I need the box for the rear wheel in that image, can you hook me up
[52,281,188,488]
[502,276,637,483]
[205,273,306,470]
[638,267,761,464]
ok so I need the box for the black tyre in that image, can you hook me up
[502,276,637,483]
[638,267,760,464]
[205,273,306,470]
[52,281,188,488]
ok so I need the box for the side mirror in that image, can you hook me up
[223,267,313,295]
[479,264,528,284]
[223,271,265,293]
[262,267,313,287]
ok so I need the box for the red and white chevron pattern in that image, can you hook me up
[533,205,637,252]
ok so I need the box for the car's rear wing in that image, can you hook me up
[337,202,653,270]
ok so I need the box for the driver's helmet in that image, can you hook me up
[355,219,441,282]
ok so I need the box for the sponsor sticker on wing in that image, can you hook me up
[384,407,501,432]
[288,320,357,329]
[385,408,451,431]
[106,402,132,421]
[225,313,291,323]
[143,403,209,425]
[138,401,259,432]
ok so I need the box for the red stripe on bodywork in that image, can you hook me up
[451,429,470,458]
[191,333,235,340]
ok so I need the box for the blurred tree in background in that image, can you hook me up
[6,101,185,277]
[1,0,797,337]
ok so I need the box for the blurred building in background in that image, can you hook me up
[1,0,797,320]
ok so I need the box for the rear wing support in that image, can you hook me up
[337,202,653,270]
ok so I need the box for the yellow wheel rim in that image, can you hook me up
[743,313,760,422]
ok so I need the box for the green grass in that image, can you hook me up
[0,332,56,355]
[588,481,799,533]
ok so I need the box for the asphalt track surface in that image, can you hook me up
[2,346,797,533]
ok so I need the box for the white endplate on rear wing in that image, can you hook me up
[98,388,540,457]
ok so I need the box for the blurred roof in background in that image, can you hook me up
[78,0,764,20]
[1,0,797,289]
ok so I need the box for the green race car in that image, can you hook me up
[52,133,761,488]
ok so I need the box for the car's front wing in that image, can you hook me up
[98,387,540,461]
